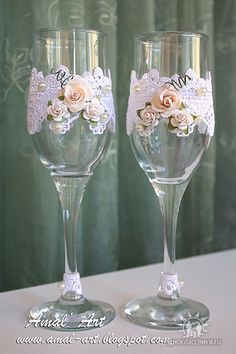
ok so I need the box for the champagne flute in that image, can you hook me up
[125,31,214,329]
[27,28,116,331]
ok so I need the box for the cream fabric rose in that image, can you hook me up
[139,104,159,127]
[63,77,94,112]
[151,84,181,118]
[170,109,193,131]
[47,98,69,121]
[83,98,105,122]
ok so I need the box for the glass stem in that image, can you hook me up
[152,180,189,299]
[53,175,90,300]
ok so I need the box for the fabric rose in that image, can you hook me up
[83,98,105,122]
[136,104,159,136]
[151,84,181,118]
[63,77,93,112]
[138,104,159,127]
[170,109,193,131]
[47,98,69,121]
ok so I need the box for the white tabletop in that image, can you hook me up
[0,249,235,354]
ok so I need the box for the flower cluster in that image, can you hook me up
[47,77,108,134]
[136,84,198,136]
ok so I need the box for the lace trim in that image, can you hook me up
[157,272,180,299]
[27,65,115,135]
[62,272,82,296]
[126,68,214,137]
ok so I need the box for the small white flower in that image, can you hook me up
[170,109,193,131]
[83,98,105,122]
[49,122,65,134]
[136,124,156,137]
[136,104,159,136]
[139,104,159,127]
[47,98,68,121]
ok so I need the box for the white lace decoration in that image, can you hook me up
[27,65,115,135]
[62,272,82,296]
[157,272,180,298]
[126,68,214,137]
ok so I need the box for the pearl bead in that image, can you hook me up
[101,113,108,121]
[103,85,111,94]
[134,85,141,93]
[37,82,46,92]
[196,87,207,96]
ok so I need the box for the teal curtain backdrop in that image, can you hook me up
[0,0,235,291]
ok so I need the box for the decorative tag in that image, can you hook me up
[126,69,214,137]
[27,65,115,135]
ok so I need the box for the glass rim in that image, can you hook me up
[34,27,106,38]
[135,31,208,43]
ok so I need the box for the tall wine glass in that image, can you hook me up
[125,32,214,329]
[27,28,116,330]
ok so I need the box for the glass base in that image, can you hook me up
[124,296,209,330]
[29,296,115,331]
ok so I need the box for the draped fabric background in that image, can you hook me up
[0,0,235,291]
